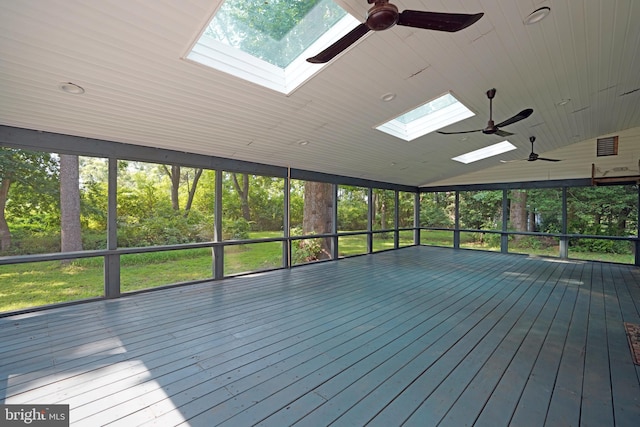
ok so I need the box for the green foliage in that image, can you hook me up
[337,185,368,231]
[372,189,395,230]
[571,238,614,254]
[2,148,60,222]
[208,0,346,67]
[118,207,209,247]
[290,227,323,263]
[482,232,501,248]
[289,180,305,228]
[527,188,562,233]
[398,192,415,228]
[0,148,59,186]
[459,190,502,230]
[223,217,251,240]
[420,192,453,227]
[511,236,558,251]
[226,0,321,41]
[338,204,368,231]
[569,228,632,255]
[567,186,637,236]
[246,176,284,230]
[420,203,451,228]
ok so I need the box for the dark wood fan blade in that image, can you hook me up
[495,129,514,137]
[306,24,370,63]
[495,108,533,128]
[537,157,562,162]
[397,11,483,32]
[437,129,482,135]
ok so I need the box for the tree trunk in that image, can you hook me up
[184,168,203,215]
[303,181,333,258]
[161,164,181,211]
[528,209,536,232]
[379,198,387,230]
[510,190,527,241]
[171,165,180,211]
[371,192,378,225]
[616,207,631,235]
[232,173,251,221]
[60,154,83,253]
[0,178,12,251]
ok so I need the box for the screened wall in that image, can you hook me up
[420,184,639,265]
[2,126,639,315]
[0,127,416,314]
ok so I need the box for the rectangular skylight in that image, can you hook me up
[186,0,359,94]
[452,141,517,164]
[376,93,474,141]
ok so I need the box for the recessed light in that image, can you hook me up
[58,82,85,94]
[524,6,550,25]
[557,98,571,106]
[381,93,396,102]
[297,139,309,146]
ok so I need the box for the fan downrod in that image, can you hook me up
[528,136,538,161]
[483,88,498,134]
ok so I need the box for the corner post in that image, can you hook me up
[453,191,460,249]
[104,157,120,299]
[501,189,509,253]
[559,187,569,259]
[213,170,224,279]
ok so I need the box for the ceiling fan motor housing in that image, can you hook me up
[366,2,399,30]
[483,120,497,134]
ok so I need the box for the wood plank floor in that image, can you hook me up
[2,246,640,426]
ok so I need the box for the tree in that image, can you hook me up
[0,148,58,251]
[232,173,251,222]
[60,154,83,253]
[303,181,332,258]
[509,190,528,239]
[337,185,368,231]
[0,175,10,250]
[459,190,502,230]
[568,186,637,235]
[372,189,395,231]
[420,192,453,228]
[207,0,346,67]
[161,165,204,215]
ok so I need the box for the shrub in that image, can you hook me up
[223,218,251,240]
[290,227,325,263]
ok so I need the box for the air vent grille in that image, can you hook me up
[597,136,618,157]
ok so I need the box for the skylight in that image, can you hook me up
[452,141,517,164]
[186,0,359,94]
[376,93,475,141]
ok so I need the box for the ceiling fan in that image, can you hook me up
[501,136,562,163]
[306,0,483,64]
[437,88,533,137]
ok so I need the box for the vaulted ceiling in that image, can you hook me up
[1,0,639,187]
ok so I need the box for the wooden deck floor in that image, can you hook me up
[2,246,640,426]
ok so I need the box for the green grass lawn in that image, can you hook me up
[0,230,634,313]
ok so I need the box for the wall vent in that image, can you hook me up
[597,136,618,156]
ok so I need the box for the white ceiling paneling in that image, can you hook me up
[1,0,640,187]
[426,126,640,187]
